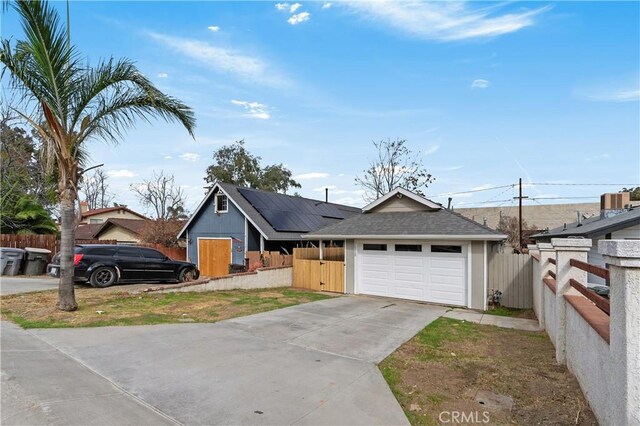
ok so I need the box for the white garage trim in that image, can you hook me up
[483,241,488,311]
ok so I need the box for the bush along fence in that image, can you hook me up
[529,239,639,425]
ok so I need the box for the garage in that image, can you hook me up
[304,188,507,310]
[356,241,468,306]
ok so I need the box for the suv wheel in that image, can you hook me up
[90,267,117,288]
[179,268,196,283]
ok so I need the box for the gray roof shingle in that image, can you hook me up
[533,207,640,240]
[304,209,506,239]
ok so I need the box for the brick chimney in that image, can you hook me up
[600,192,631,218]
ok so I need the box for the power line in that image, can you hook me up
[529,183,640,186]
[528,196,600,200]
[431,184,515,198]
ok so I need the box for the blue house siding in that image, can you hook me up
[187,194,247,266]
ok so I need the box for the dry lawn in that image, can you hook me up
[380,318,597,426]
[0,286,332,328]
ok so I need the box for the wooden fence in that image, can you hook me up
[0,234,184,261]
[293,247,344,261]
[246,251,293,267]
[488,252,533,309]
[292,247,344,293]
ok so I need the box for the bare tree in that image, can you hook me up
[131,171,185,220]
[355,139,435,202]
[80,169,114,210]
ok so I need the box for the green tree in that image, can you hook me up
[1,1,195,311]
[621,187,640,201]
[0,120,57,213]
[0,192,57,234]
[355,138,435,202]
[205,140,301,193]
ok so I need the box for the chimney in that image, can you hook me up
[325,188,329,203]
[79,201,89,214]
[447,197,452,209]
[600,192,631,218]
[576,211,582,227]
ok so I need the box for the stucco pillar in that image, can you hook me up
[599,240,640,426]
[536,243,555,329]
[551,238,592,364]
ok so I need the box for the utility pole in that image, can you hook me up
[513,178,529,251]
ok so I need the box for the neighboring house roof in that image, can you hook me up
[75,224,102,240]
[82,206,148,220]
[96,218,147,237]
[533,207,640,240]
[305,188,506,241]
[178,182,361,241]
[456,202,600,231]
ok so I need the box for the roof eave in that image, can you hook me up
[303,234,507,241]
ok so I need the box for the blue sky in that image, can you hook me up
[3,1,639,215]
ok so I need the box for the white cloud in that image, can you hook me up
[148,32,285,87]
[581,89,640,103]
[231,100,271,120]
[344,1,550,42]
[157,72,168,78]
[164,155,172,160]
[424,145,440,155]
[293,172,330,180]
[288,12,311,25]
[180,153,201,162]
[322,2,332,9]
[290,3,302,13]
[107,169,136,178]
[471,78,489,89]
[275,3,289,11]
[442,165,464,171]
[585,154,611,162]
[207,25,220,32]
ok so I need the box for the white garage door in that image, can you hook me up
[356,241,468,306]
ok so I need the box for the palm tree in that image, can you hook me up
[1,1,195,310]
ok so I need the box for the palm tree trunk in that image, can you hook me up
[57,187,77,311]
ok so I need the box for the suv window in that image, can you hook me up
[86,247,117,256]
[139,248,166,259]
[116,247,142,257]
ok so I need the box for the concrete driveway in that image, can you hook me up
[4,296,446,425]
[0,276,59,295]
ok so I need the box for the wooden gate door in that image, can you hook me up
[320,261,344,293]
[198,239,231,277]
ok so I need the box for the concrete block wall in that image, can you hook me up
[159,266,293,293]
[529,239,640,426]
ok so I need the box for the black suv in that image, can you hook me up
[47,245,199,288]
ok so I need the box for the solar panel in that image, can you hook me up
[238,188,346,232]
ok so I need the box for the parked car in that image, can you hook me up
[47,245,199,288]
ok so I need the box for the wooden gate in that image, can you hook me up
[293,248,344,293]
[198,239,231,277]
[488,252,533,308]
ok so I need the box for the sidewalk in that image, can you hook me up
[443,308,541,331]
[0,321,176,425]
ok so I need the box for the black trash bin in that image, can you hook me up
[0,248,26,275]
[23,247,52,275]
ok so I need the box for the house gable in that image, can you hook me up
[363,188,441,213]
[368,195,435,213]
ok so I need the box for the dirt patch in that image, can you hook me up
[380,318,597,425]
[0,287,332,328]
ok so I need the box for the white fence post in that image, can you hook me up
[551,238,592,364]
[599,240,640,426]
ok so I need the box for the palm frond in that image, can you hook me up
[72,58,196,145]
